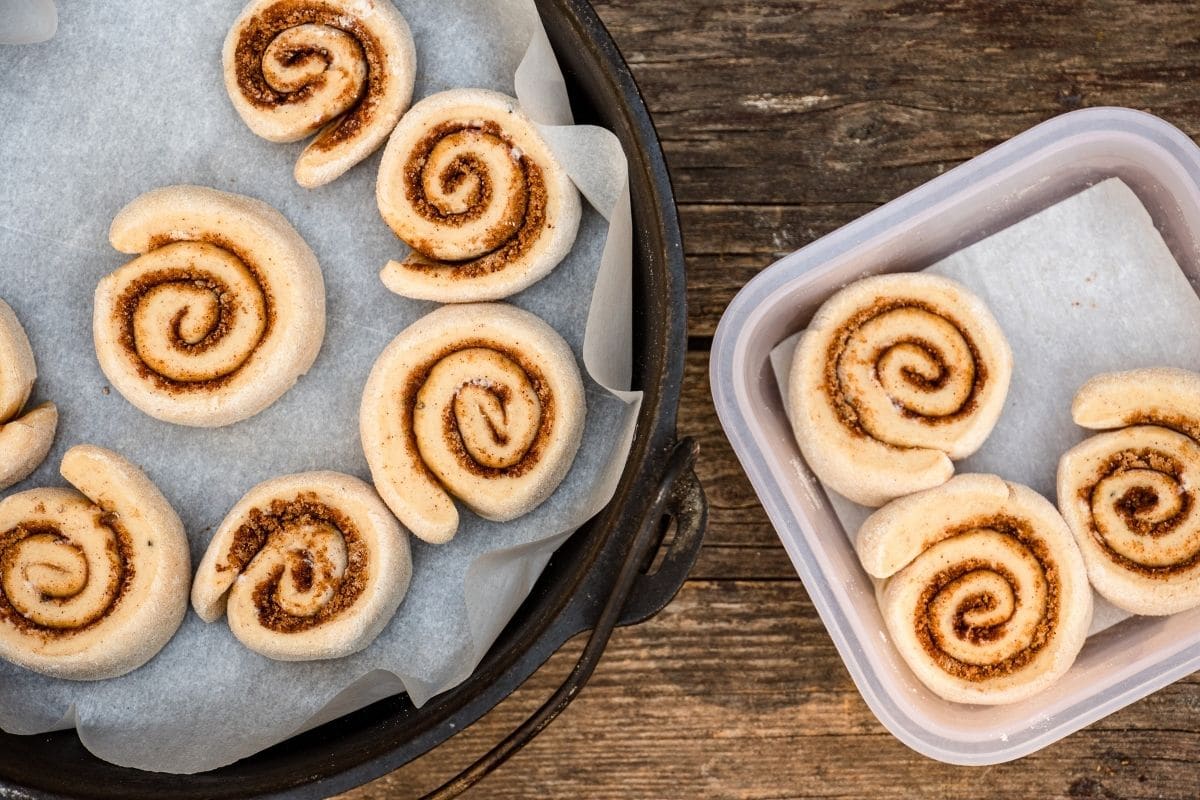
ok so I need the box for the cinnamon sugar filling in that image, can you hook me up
[0,517,135,639]
[822,298,987,439]
[913,515,1059,682]
[1083,447,1200,577]
[115,237,275,393]
[398,121,549,279]
[402,340,554,481]
[233,0,387,151]
[221,495,368,634]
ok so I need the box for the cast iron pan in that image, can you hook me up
[0,0,703,796]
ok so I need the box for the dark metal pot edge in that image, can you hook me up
[0,0,695,796]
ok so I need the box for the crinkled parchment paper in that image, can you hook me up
[0,0,640,773]
[771,179,1200,637]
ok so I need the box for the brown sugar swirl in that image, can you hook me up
[376,89,582,303]
[911,519,1058,683]
[822,299,986,434]
[95,185,325,428]
[192,473,411,661]
[361,303,586,544]
[0,520,127,636]
[223,0,417,188]
[1058,368,1200,615]
[788,273,1013,507]
[0,446,190,681]
[110,251,270,391]
[856,475,1091,705]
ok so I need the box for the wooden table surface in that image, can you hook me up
[343,2,1200,798]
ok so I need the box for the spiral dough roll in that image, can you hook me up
[191,472,411,661]
[788,273,1012,507]
[376,89,583,303]
[224,0,417,188]
[0,298,56,490]
[360,303,586,544]
[0,446,190,680]
[856,474,1092,705]
[94,185,326,428]
[1057,368,1200,615]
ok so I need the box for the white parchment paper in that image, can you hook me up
[771,179,1200,637]
[0,0,56,44]
[0,0,641,774]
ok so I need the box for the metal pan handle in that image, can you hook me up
[420,438,706,799]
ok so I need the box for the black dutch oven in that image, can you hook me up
[0,0,705,797]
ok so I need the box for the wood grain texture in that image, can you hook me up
[340,1,1200,797]
[621,0,1200,335]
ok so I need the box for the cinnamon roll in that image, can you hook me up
[0,298,56,490]
[857,474,1092,705]
[0,446,190,680]
[223,0,417,188]
[94,185,326,428]
[375,89,583,303]
[1058,368,1200,615]
[191,471,411,661]
[788,273,1012,507]
[360,303,586,544]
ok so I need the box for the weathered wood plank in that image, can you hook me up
[341,582,1200,800]
[588,0,1200,335]
[681,204,875,336]
[680,352,776,555]
[598,0,1200,205]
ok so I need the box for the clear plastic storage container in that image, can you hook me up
[710,107,1200,765]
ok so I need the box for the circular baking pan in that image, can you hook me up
[0,0,704,796]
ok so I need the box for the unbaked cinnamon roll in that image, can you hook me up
[360,303,586,544]
[223,0,417,188]
[94,185,326,428]
[788,273,1012,507]
[0,298,56,490]
[0,445,190,680]
[375,89,583,303]
[1058,368,1200,615]
[191,471,411,661]
[857,474,1092,705]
